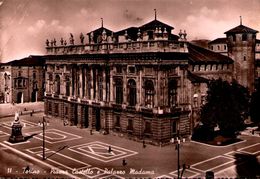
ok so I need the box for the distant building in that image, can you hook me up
[0,55,45,103]
[209,22,260,92]
[43,15,233,145]
[0,63,11,103]
[208,38,228,56]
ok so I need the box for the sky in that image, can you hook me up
[0,0,260,62]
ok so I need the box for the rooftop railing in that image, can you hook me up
[46,40,188,55]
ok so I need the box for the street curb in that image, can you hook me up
[0,142,80,179]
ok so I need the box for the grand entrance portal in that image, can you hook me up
[83,106,89,128]
[31,91,37,102]
[73,104,78,126]
[17,92,23,103]
[93,107,101,131]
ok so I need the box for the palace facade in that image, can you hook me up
[43,16,235,145]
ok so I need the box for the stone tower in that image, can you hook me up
[225,19,258,93]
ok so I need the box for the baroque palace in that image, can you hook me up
[42,14,258,145]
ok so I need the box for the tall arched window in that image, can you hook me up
[55,75,60,95]
[65,76,70,96]
[168,80,177,107]
[115,78,123,104]
[98,75,103,101]
[48,73,53,93]
[144,80,154,108]
[128,79,136,106]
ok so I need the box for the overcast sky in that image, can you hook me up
[0,0,260,62]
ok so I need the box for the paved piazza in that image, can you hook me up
[0,112,260,178]
[159,142,260,178]
[68,141,138,162]
[25,128,82,143]
[0,131,9,138]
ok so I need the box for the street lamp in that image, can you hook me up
[38,115,49,160]
[171,133,187,179]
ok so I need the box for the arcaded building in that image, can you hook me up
[0,56,45,103]
[44,16,233,144]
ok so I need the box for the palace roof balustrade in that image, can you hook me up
[46,40,188,55]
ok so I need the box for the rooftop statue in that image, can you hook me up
[46,39,49,47]
[60,38,64,46]
[69,33,74,45]
[53,38,56,46]
[80,33,85,44]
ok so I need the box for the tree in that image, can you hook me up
[250,81,260,129]
[200,78,249,137]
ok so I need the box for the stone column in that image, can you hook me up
[123,70,127,104]
[79,66,83,98]
[68,66,72,97]
[84,67,87,98]
[77,105,83,128]
[102,68,106,102]
[88,107,93,129]
[154,69,160,107]
[136,69,140,106]
[95,68,99,101]
[139,68,143,106]
[109,67,113,102]
[90,67,94,100]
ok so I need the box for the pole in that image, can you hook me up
[42,117,45,160]
[177,142,180,179]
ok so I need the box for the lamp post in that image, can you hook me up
[38,115,49,160]
[176,137,181,179]
[171,132,187,179]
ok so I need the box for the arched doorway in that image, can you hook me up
[93,107,101,131]
[31,90,37,102]
[17,92,23,103]
[83,106,89,128]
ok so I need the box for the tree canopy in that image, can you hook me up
[250,80,260,128]
[200,78,249,137]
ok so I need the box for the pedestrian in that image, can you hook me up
[24,165,30,174]
[108,146,112,153]
[143,140,146,148]
[122,158,127,166]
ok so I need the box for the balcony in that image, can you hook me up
[111,103,122,109]
[126,105,136,111]
[140,106,153,113]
